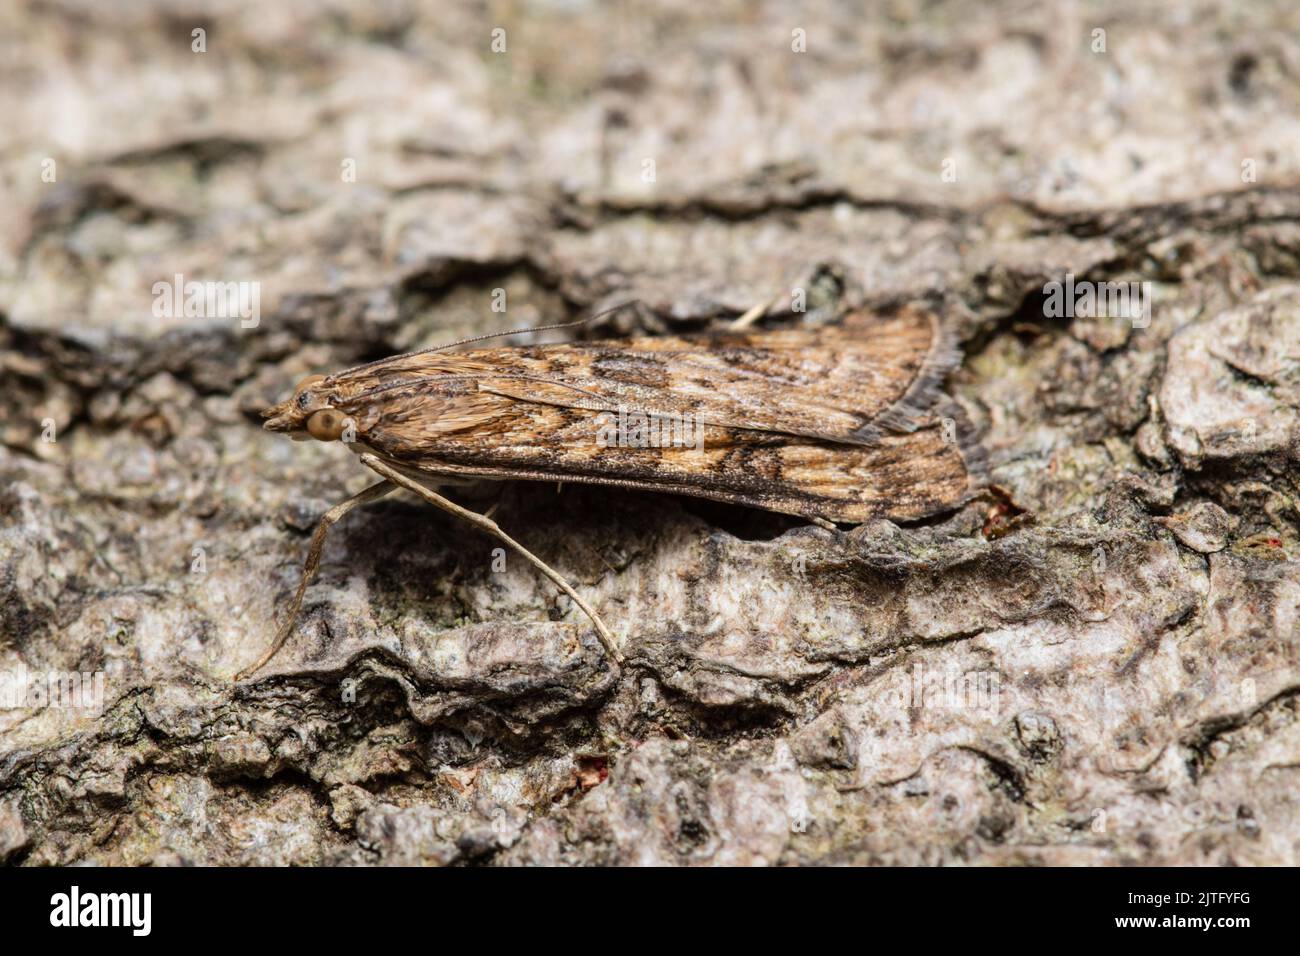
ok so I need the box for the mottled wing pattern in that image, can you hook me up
[362,403,972,523]
[308,307,977,523]
[333,306,955,443]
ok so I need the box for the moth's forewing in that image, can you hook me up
[319,307,978,523]
[331,306,953,443]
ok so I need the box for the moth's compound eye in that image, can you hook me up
[307,408,346,442]
[295,374,328,409]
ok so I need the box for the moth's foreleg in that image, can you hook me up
[235,479,395,681]
[357,453,624,664]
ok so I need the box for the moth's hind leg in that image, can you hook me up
[235,479,395,681]
[357,454,623,665]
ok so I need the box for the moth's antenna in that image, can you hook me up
[333,300,640,377]
[427,299,641,353]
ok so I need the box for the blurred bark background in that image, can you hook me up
[1,0,1298,864]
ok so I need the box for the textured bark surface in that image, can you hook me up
[2,1,1299,866]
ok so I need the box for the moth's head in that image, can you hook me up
[263,374,353,443]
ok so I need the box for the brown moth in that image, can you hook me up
[237,302,982,679]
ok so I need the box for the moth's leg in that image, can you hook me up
[358,453,624,664]
[810,516,837,531]
[235,479,395,681]
[728,294,779,331]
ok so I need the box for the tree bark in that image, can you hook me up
[1,1,1298,865]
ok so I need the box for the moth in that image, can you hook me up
[236,302,982,679]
